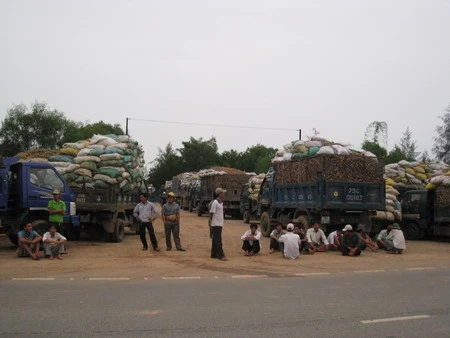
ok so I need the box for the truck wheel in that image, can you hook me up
[197,206,204,217]
[404,222,423,240]
[8,233,19,247]
[65,224,81,241]
[243,210,250,224]
[31,220,49,236]
[189,202,194,212]
[296,215,310,232]
[261,212,271,237]
[112,219,125,243]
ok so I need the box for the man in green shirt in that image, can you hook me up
[48,189,66,229]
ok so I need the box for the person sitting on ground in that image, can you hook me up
[339,224,365,257]
[376,224,393,250]
[42,224,67,260]
[306,223,329,252]
[355,224,378,252]
[294,224,314,255]
[278,223,301,259]
[269,223,286,254]
[327,229,342,251]
[17,223,42,260]
[241,223,261,256]
[384,223,406,254]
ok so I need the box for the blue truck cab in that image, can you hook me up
[0,156,79,245]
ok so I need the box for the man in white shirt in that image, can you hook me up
[241,223,261,256]
[306,223,329,252]
[278,223,301,259]
[209,188,227,261]
[327,230,342,251]
[43,224,67,260]
[385,223,406,254]
[376,224,393,250]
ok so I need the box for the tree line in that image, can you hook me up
[1,101,450,191]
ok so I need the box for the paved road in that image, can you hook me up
[1,269,449,337]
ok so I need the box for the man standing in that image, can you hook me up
[17,223,42,260]
[278,223,301,259]
[161,192,185,251]
[42,224,67,260]
[306,223,329,252]
[241,223,261,256]
[134,192,160,251]
[269,223,286,254]
[48,189,66,230]
[340,224,364,256]
[209,187,227,261]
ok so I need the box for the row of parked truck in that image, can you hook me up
[170,156,450,240]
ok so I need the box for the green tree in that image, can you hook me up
[385,145,407,164]
[361,140,387,160]
[178,137,220,171]
[420,150,433,163]
[433,103,450,163]
[220,149,243,169]
[240,144,277,174]
[0,102,71,156]
[147,143,182,189]
[399,126,419,161]
[64,121,124,144]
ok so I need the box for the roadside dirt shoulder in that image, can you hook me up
[1,209,449,280]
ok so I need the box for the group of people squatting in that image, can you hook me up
[17,187,406,262]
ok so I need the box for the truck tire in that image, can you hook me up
[65,224,81,241]
[404,222,423,240]
[261,212,271,237]
[8,233,19,247]
[296,215,310,232]
[31,219,49,236]
[197,206,204,217]
[189,201,194,212]
[112,219,125,243]
[243,210,250,224]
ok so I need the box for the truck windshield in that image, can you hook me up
[30,168,64,192]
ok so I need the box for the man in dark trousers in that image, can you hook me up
[161,192,185,251]
[340,224,364,256]
[133,193,160,251]
[241,223,261,256]
[209,188,227,261]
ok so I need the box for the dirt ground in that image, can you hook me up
[1,205,450,280]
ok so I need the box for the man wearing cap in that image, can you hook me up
[209,188,227,261]
[340,224,364,256]
[278,223,301,259]
[384,223,406,254]
[161,192,185,251]
[134,192,160,251]
[48,189,66,231]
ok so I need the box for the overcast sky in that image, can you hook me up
[1,0,449,164]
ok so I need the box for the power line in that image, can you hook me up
[127,117,297,132]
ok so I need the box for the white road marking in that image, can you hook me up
[295,272,330,276]
[231,275,268,278]
[361,314,430,324]
[162,276,201,280]
[407,267,435,271]
[354,270,385,273]
[12,277,55,281]
[88,277,130,281]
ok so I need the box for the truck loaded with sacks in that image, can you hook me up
[15,134,147,242]
[171,172,200,211]
[194,167,250,218]
[258,137,386,236]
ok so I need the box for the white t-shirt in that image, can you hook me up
[241,230,261,245]
[327,230,339,245]
[278,232,301,259]
[386,229,406,250]
[209,199,224,227]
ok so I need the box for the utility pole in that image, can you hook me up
[298,129,301,140]
[126,117,129,135]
